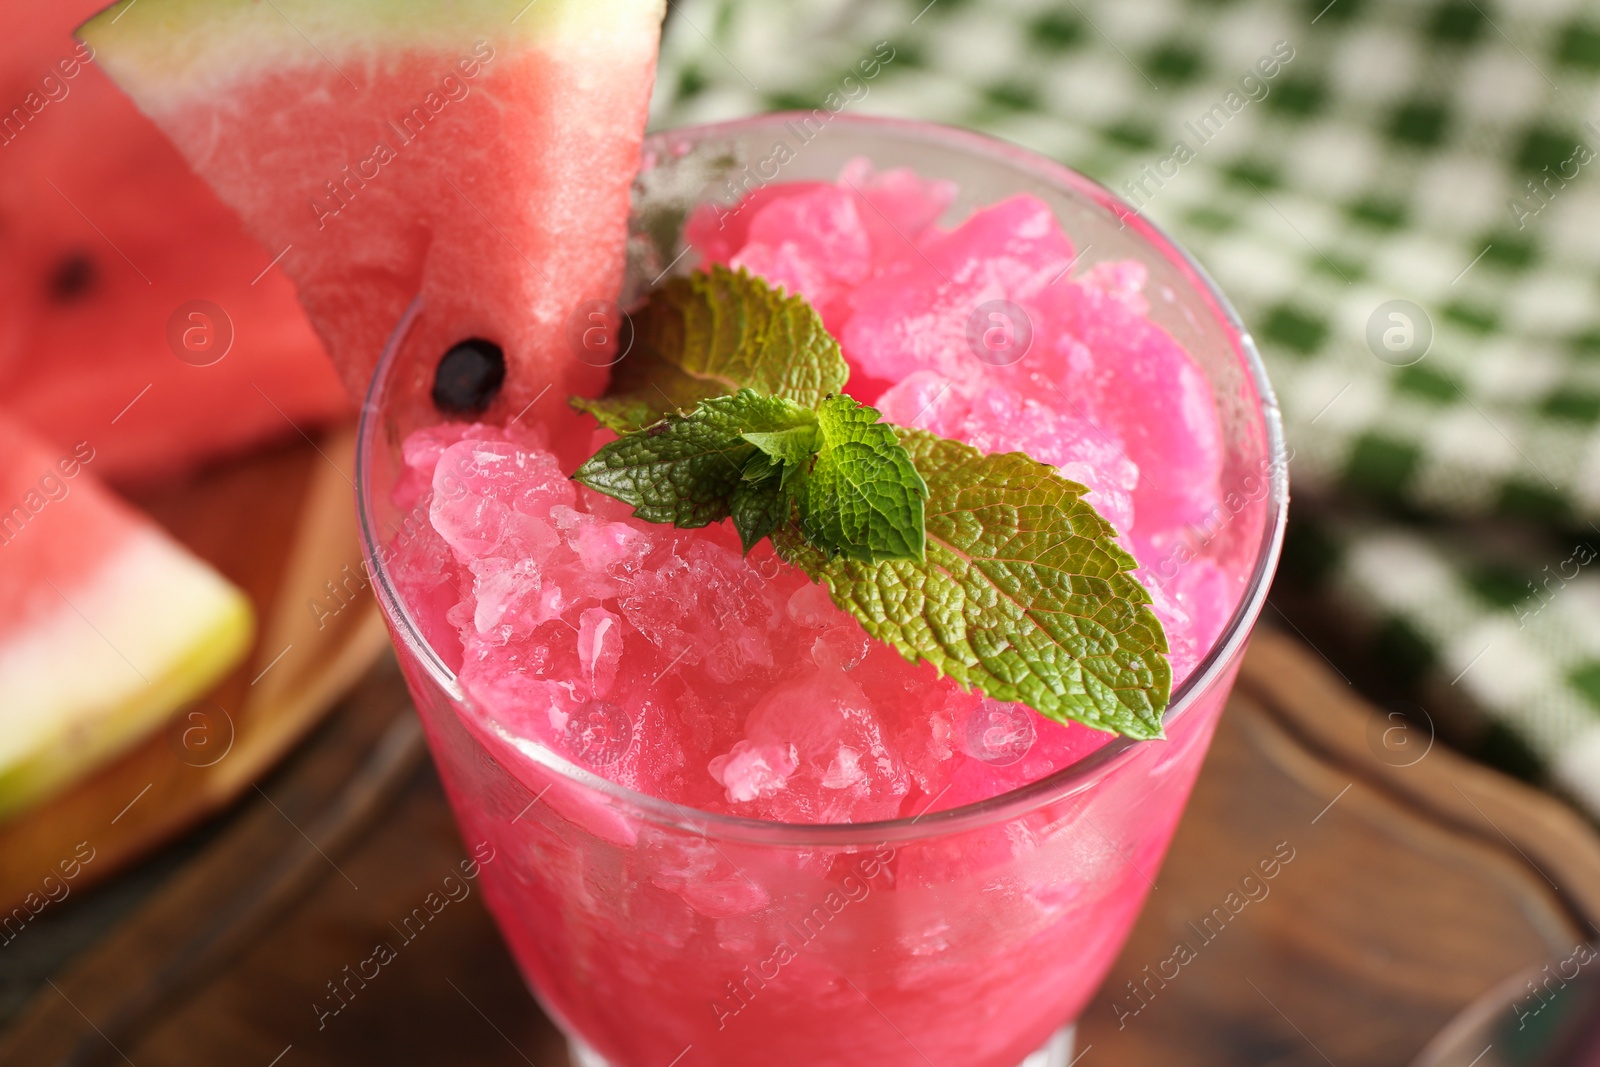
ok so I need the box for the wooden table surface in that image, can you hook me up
[3,627,1597,1067]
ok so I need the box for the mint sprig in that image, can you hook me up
[570,269,1170,736]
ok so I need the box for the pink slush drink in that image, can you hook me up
[360,115,1286,1067]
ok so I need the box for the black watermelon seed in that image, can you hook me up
[49,251,96,302]
[432,338,506,417]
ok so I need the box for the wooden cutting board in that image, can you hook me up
[0,427,389,912]
[3,628,1597,1066]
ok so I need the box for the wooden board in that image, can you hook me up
[0,427,389,912]
[1075,630,1600,1062]
[3,628,1597,1066]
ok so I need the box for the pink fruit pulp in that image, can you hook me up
[134,46,656,433]
[0,7,349,485]
[0,416,124,639]
[393,162,1233,824]
[385,162,1244,1066]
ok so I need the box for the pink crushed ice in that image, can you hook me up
[389,161,1242,824]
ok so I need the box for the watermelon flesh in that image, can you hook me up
[80,0,667,431]
[0,413,253,818]
[0,3,350,485]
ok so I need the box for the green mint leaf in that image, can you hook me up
[776,430,1170,739]
[730,474,789,553]
[742,450,781,484]
[571,395,659,436]
[741,423,818,490]
[574,389,814,529]
[571,265,849,432]
[795,396,927,564]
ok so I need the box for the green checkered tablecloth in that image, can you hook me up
[650,0,1600,815]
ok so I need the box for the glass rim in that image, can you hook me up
[355,111,1289,846]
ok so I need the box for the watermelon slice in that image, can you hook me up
[0,413,253,819]
[0,3,351,485]
[80,0,667,430]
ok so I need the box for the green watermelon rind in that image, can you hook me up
[0,573,253,822]
[79,0,664,103]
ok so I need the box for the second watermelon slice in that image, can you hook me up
[0,413,253,818]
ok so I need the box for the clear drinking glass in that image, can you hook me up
[356,114,1287,1067]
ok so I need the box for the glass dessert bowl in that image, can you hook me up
[357,114,1287,1067]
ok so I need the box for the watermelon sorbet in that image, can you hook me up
[364,133,1279,1067]
[387,161,1235,823]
